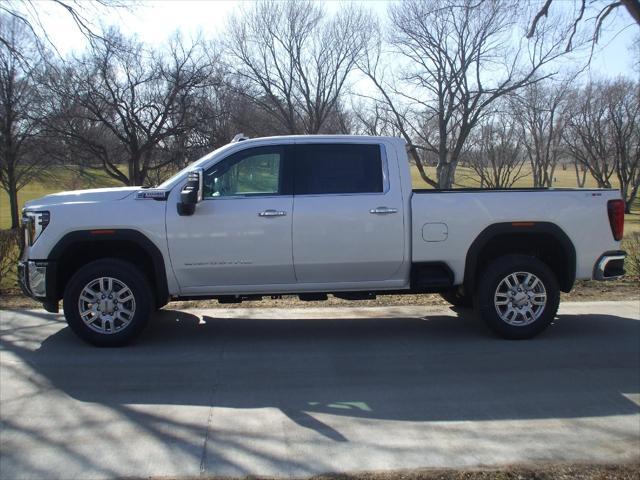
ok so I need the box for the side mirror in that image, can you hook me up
[177,168,203,216]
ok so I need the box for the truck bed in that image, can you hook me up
[410,188,620,285]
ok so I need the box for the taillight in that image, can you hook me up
[607,199,624,241]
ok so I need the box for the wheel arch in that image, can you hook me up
[49,229,169,308]
[463,222,576,294]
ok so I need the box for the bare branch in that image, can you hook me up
[527,0,554,39]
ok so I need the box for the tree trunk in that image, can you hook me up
[410,147,438,188]
[128,159,135,186]
[8,183,19,230]
[621,0,640,24]
[129,153,142,186]
[436,161,456,189]
[531,159,542,187]
[546,163,557,187]
[625,183,639,214]
[574,162,587,188]
[5,160,20,229]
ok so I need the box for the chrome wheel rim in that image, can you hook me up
[78,277,136,335]
[494,271,547,326]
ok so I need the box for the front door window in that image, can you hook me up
[204,148,283,198]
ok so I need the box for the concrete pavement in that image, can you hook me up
[1,301,639,479]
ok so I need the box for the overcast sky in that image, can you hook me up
[21,0,640,79]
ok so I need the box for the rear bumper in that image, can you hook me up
[593,251,626,281]
[18,260,59,313]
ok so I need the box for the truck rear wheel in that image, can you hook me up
[63,259,153,346]
[475,255,559,339]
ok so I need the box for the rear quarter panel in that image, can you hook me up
[411,189,622,285]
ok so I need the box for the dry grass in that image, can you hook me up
[158,463,640,480]
[0,229,20,289]
[623,233,640,276]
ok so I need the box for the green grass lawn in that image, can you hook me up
[411,165,640,234]
[2,164,639,233]
[0,168,120,228]
[410,164,605,189]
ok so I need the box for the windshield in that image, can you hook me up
[156,143,236,189]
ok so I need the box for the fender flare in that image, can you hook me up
[49,229,169,306]
[463,222,576,293]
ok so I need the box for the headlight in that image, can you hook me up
[22,211,50,246]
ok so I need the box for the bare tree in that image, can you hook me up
[465,110,529,188]
[154,77,272,183]
[351,100,400,137]
[0,0,127,55]
[360,0,578,189]
[0,15,50,229]
[44,29,216,186]
[564,79,640,212]
[511,78,569,187]
[225,0,369,134]
[564,84,616,188]
[527,0,640,51]
[608,79,640,212]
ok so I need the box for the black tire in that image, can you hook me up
[474,254,560,339]
[63,259,153,346]
[440,288,474,308]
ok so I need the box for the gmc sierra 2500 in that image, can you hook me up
[19,135,626,346]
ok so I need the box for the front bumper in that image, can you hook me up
[593,251,626,281]
[18,260,59,313]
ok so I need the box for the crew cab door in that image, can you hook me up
[165,145,295,292]
[292,142,405,284]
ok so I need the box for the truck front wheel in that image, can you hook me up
[475,255,560,339]
[63,259,153,346]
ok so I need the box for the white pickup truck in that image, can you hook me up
[19,135,626,346]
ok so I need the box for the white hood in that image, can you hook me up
[24,187,140,209]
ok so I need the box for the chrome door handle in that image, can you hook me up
[369,207,398,215]
[258,209,287,217]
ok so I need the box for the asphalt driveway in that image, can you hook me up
[1,301,639,479]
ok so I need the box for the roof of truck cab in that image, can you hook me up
[232,134,406,145]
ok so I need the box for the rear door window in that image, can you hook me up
[294,144,384,195]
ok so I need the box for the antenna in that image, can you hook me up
[231,133,249,143]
